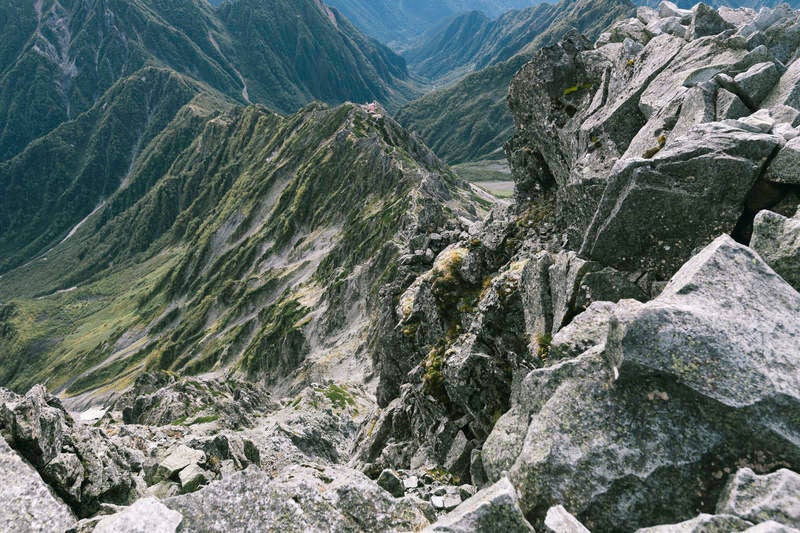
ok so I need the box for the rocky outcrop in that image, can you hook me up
[482,236,800,530]
[90,498,182,533]
[751,208,800,290]
[0,386,140,517]
[425,477,534,532]
[507,1,800,277]
[717,468,800,528]
[165,464,431,532]
[114,372,276,429]
[0,435,76,533]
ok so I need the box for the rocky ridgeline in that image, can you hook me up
[2,1,800,532]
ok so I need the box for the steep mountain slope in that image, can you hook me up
[397,0,635,163]
[0,0,411,162]
[0,68,208,273]
[324,0,542,48]
[0,99,483,399]
[405,4,562,84]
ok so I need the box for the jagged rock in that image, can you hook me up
[751,209,800,290]
[689,3,734,40]
[0,385,67,467]
[432,494,463,511]
[763,52,800,110]
[117,372,274,429]
[606,235,800,445]
[178,463,211,494]
[766,137,800,185]
[545,505,591,533]
[425,478,534,532]
[189,433,260,472]
[92,498,182,533]
[717,468,800,527]
[636,514,754,532]
[155,445,205,482]
[659,1,692,23]
[738,109,777,133]
[581,122,781,278]
[0,435,76,533]
[378,469,405,497]
[716,88,751,120]
[735,62,781,107]
[547,301,618,362]
[745,521,800,532]
[483,236,800,531]
[143,481,180,499]
[165,464,430,532]
[0,386,139,517]
[43,453,84,502]
[774,123,800,141]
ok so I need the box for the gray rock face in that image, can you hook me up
[544,505,591,533]
[92,498,182,533]
[0,386,139,517]
[717,468,800,528]
[378,469,405,498]
[425,477,534,533]
[689,3,734,40]
[636,513,754,532]
[581,123,781,278]
[751,209,800,290]
[482,236,800,531]
[766,137,800,185]
[735,62,782,108]
[116,372,275,429]
[165,464,430,532]
[0,435,76,533]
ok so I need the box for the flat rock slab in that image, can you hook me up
[93,498,182,533]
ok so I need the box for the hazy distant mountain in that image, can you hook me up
[323,0,543,47]
[397,0,635,163]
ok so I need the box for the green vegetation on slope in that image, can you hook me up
[397,0,635,164]
[0,100,478,396]
[0,0,412,162]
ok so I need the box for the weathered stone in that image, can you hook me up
[545,505,591,533]
[143,481,180,499]
[178,463,211,494]
[1,387,139,517]
[751,209,800,290]
[165,464,430,532]
[156,445,205,482]
[432,494,463,511]
[377,469,405,498]
[689,3,734,40]
[766,137,800,184]
[606,235,800,438]
[43,453,84,502]
[0,385,66,467]
[716,89,752,120]
[738,109,776,133]
[0,435,75,533]
[636,513,754,532]
[762,55,800,110]
[484,236,800,531]
[425,478,534,532]
[93,498,182,533]
[659,1,692,23]
[581,122,781,278]
[735,62,781,107]
[744,521,800,532]
[717,468,800,527]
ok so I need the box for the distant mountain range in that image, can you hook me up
[323,0,543,48]
[0,0,413,162]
